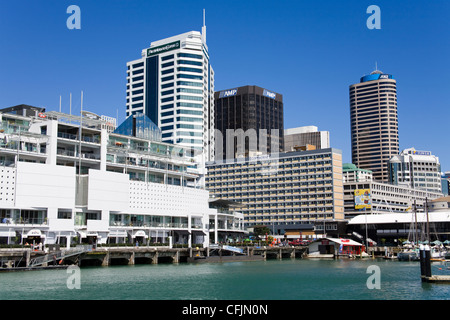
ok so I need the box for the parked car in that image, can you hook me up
[289,239,311,246]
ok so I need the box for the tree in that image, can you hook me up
[253,225,270,240]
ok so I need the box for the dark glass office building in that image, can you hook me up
[214,85,284,159]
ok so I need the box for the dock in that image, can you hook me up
[419,245,450,284]
[421,275,450,283]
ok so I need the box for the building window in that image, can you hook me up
[58,210,72,219]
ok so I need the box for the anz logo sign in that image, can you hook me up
[219,89,238,98]
[263,89,276,99]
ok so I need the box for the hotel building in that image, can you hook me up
[126,24,215,161]
[0,106,244,247]
[206,148,346,237]
[349,69,399,182]
[214,85,284,159]
[389,147,442,193]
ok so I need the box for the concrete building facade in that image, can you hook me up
[350,70,399,182]
[206,148,345,236]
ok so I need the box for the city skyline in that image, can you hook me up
[1,0,449,171]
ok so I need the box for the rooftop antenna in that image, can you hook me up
[59,95,62,112]
[202,9,206,43]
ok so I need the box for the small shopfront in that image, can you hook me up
[308,238,366,257]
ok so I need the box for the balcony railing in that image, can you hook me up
[1,218,48,225]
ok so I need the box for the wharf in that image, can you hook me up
[421,275,450,283]
[0,246,307,269]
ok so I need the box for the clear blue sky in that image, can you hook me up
[1,0,449,171]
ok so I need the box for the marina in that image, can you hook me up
[1,257,450,300]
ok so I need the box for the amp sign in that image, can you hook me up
[219,89,238,98]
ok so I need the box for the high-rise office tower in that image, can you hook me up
[214,85,284,159]
[349,69,399,182]
[126,15,215,161]
[389,147,442,193]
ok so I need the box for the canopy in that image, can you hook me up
[323,237,364,247]
[25,229,45,238]
[132,230,148,238]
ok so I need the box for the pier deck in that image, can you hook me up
[421,275,450,283]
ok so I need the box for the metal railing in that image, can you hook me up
[28,246,91,267]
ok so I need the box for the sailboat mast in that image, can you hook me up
[425,197,430,244]
[414,200,418,245]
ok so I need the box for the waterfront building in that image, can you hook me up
[284,126,330,152]
[389,147,442,193]
[126,20,215,161]
[343,163,443,220]
[349,69,399,182]
[348,196,450,245]
[206,148,346,238]
[214,85,284,159]
[0,106,244,247]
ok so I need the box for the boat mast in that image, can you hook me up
[414,200,418,245]
[425,197,430,244]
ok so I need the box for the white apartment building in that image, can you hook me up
[389,147,442,193]
[0,106,243,248]
[126,24,215,162]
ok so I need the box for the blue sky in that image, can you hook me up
[1,0,449,171]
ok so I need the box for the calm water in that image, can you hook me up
[1,258,449,300]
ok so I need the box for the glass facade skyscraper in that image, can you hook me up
[126,27,215,161]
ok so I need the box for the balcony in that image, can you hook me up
[58,132,100,144]
[57,149,100,160]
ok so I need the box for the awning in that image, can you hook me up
[78,231,98,238]
[132,230,148,238]
[191,230,206,235]
[175,230,190,235]
[0,230,15,237]
[108,230,128,237]
[326,238,364,247]
[25,229,45,238]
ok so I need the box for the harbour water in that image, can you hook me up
[1,258,449,300]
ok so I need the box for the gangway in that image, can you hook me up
[209,244,244,254]
[28,246,91,267]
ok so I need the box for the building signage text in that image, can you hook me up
[219,89,238,98]
[263,89,276,99]
[147,41,180,57]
